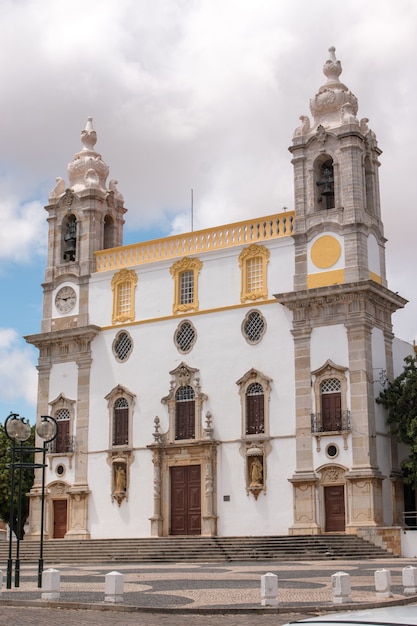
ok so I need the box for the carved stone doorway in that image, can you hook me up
[53,500,67,538]
[170,465,201,535]
[324,485,345,532]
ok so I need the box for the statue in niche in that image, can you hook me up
[249,457,263,487]
[114,464,126,493]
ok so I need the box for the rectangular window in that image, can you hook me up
[180,271,194,305]
[246,393,265,435]
[117,282,131,317]
[246,257,263,293]
[113,406,129,445]
[175,401,195,440]
[54,420,70,453]
[321,392,342,431]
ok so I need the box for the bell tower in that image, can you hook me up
[290,46,385,291]
[42,117,126,333]
[277,48,407,536]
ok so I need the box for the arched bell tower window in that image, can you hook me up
[315,156,335,210]
[62,214,77,262]
[103,214,116,249]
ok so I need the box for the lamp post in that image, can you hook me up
[4,412,58,589]
[36,415,58,587]
[4,413,31,589]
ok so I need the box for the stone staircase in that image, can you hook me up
[0,534,393,566]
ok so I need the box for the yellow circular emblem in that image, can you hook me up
[310,235,341,269]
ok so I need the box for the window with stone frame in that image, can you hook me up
[170,257,202,314]
[105,385,135,449]
[238,244,270,303]
[47,394,75,455]
[161,362,207,443]
[111,269,138,325]
[236,369,272,438]
[242,309,266,344]
[311,360,350,434]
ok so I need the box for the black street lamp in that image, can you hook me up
[4,412,58,589]
[36,415,58,587]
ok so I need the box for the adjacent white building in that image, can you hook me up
[26,48,414,544]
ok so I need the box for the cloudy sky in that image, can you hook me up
[0,0,416,423]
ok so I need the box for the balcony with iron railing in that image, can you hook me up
[47,435,76,455]
[311,410,351,434]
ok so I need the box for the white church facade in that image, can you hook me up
[26,48,414,542]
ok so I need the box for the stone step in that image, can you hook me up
[0,534,392,565]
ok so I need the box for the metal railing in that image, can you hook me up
[311,410,351,433]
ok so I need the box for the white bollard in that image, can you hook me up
[332,571,351,604]
[41,568,60,601]
[375,568,392,598]
[402,566,417,595]
[261,572,278,607]
[105,570,124,603]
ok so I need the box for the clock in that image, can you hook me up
[55,286,77,313]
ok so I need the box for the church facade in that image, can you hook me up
[26,48,413,541]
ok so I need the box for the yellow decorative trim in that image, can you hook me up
[100,299,277,331]
[239,244,270,303]
[170,257,202,314]
[111,269,138,325]
[95,211,294,272]
[369,271,382,284]
[307,269,344,289]
[310,236,341,269]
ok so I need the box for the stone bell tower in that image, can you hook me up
[25,119,127,540]
[41,117,127,333]
[276,48,407,535]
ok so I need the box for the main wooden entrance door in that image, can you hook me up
[324,485,345,532]
[170,465,201,535]
[53,500,67,538]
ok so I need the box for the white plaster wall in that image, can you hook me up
[310,325,349,372]
[49,362,78,403]
[216,439,295,536]
[88,448,153,538]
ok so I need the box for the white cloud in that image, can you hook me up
[0,329,37,407]
[0,0,416,347]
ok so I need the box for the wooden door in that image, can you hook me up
[53,500,67,538]
[170,465,201,535]
[322,393,342,431]
[324,485,345,532]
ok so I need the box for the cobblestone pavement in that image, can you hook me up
[0,558,416,625]
[0,606,312,625]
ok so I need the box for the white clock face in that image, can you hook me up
[55,286,77,313]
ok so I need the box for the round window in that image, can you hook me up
[326,444,338,458]
[242,310,266,344]
[113,331,133,362]
[56,464,65,477]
